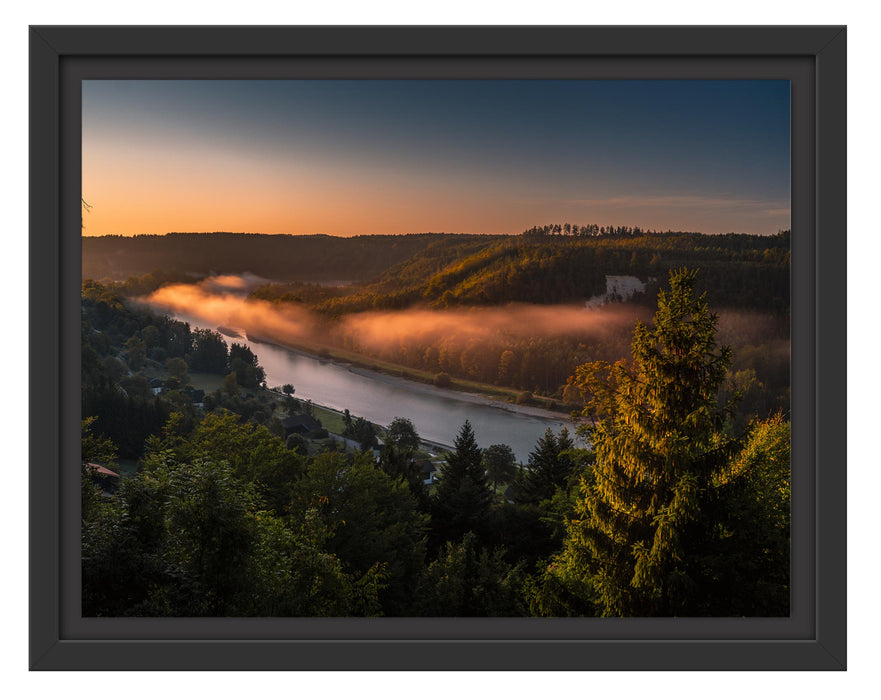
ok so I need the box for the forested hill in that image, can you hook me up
[82,232,488,282]
[84,228,790,313]
[251,229,791,315]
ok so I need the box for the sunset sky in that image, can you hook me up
[82,80,790,237]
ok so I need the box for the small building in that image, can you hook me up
[85,462,121,493]
[148,377,164,395]
[417,460,440,485]
[87,462,120,478]
[280,414,322,437]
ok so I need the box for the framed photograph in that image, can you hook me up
[30,25,846,670]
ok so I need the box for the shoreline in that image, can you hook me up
[246,332,576,424]
[142,303,581,436]
[140,301,576,422]
[345,364,572,421]
[264,386,456,455]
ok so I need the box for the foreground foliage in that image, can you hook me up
[532,270,790,616]
[82,268,790,617]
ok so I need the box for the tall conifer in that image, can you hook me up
[560,269,734,616]
[432,421,493,545]
[514,428,575,505]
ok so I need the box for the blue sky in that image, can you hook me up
[82,79,790,236]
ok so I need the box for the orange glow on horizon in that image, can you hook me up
[82,135,789,237]
[82,80,791,237]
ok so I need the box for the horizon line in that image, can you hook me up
[81,227,791,239]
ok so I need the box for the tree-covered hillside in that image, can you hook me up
[83,228,789,314]
[82,232,484,282]
[249,227,790,315]
[242,228,790,409]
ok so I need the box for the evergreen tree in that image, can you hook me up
[432,421,493,546]
[700,414,791,616]
[554,268,735,616]
[514,428,575,505]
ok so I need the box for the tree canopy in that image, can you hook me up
[513,428,575,505]
[432,421,494,547]
[536,269,789,617]
[482,443,517,493]
[386,417,421,452]
[81,262,790,618]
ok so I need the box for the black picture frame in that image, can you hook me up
[29,25,846,671]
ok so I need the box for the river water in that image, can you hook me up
[170,312,574,462]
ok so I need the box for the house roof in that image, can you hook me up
[416,460,439,475]
[86,463,120,478]
[280,414,321,431]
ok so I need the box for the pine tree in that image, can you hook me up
[557,268,735,616]
[514,428,575,505]
[432,421,493,546]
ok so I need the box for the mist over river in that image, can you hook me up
[166,310,576,462]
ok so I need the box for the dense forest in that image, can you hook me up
[84,227,790,311]
[82,265,790,617]
[263,229,790,412]
[256,228,789,315]
[87,227,790,417]
[82,232,471,282]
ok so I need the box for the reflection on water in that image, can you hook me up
[171,312,573,462]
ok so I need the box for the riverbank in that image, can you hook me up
[345,364,572,422]
[264,386,455,455]
[237,328,573,416]
[139,299,574,417]
[145,306,582,460]
[248,332,577,424]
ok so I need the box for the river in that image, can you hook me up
[169,311,575,462]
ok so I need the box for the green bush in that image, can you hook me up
[434,372,452,388]
[515,391,533,405]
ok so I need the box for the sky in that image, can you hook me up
[82,79,790,237]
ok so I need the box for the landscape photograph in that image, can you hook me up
[80,79,791,618]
